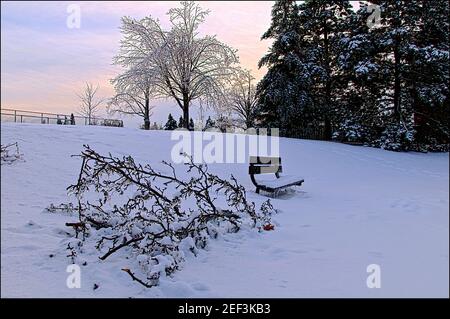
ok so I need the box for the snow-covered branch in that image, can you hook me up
[113,1,239,128]
[108,67,156,129]
[1,142,24,165]
[217,68,259,129]
[50,145,275,288]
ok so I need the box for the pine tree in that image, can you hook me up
[334,4,384,144]
[364,1,422,150]
[188,118,195,131]
[178,116,184,128]
[204,116,215,130]
[164,113,178,130]
[256,0,448,151]
[257,0,353,139]
[407,0,449,150]
[296,0,354,140]
[256,0,306,136]
[335,0,448,151]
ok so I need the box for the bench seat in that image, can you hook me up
[255,175,304,191]
[249,156,304,196]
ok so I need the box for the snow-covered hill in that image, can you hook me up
[1,123,448,297]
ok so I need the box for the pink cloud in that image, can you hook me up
[1,1,274,125]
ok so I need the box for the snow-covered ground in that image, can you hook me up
[1,123,448,297]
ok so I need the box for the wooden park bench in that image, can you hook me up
[249,156,304,196]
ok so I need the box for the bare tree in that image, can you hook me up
[108,67,155,130]
[77,82,104,125]
[221,69,258,129]
[114,1,238,129]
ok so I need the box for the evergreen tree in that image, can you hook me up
[256,0,448,151]
[178,116,184,128]
[365,0,423,150]
[204,116,216,130]
[256,0,307,136]
[334,4,384,144]
[188,118,195,131]
[296,0,353,140]
[335,1,448,151]
[407,0,449,150]
[164,113,178,130]
[257,0,353,139]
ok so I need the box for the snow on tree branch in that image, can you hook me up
[108,67,156,129]
[217,68,259,129]
[113,1,239,129]
[1,142,24,165]
[49,145,276,288]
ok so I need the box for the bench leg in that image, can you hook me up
[256,187,260,194]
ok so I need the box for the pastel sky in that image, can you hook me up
[1,1,359,127]
[1,1,278,127]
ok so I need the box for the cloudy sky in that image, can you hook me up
[1,1,360,128]
[1,1,276,127]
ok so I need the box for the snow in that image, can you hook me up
[254,174,304,189]
[1,122,448,297]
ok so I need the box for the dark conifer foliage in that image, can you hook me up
[257,0,449,151]
[164,113,178,130]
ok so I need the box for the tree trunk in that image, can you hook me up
[183,93,189,129]
[246,101,256,129]
[144,90,150,130]
[246,118,252,130]
[324,116,332,141]
[323,21,332,140]
[393,43,402,123]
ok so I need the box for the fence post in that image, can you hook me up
[20,115,23,123]
[14,110,17,122]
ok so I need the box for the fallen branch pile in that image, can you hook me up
[50,145,276,288]
[1,142,23,165]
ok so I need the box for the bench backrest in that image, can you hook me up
[249,156,282,175]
